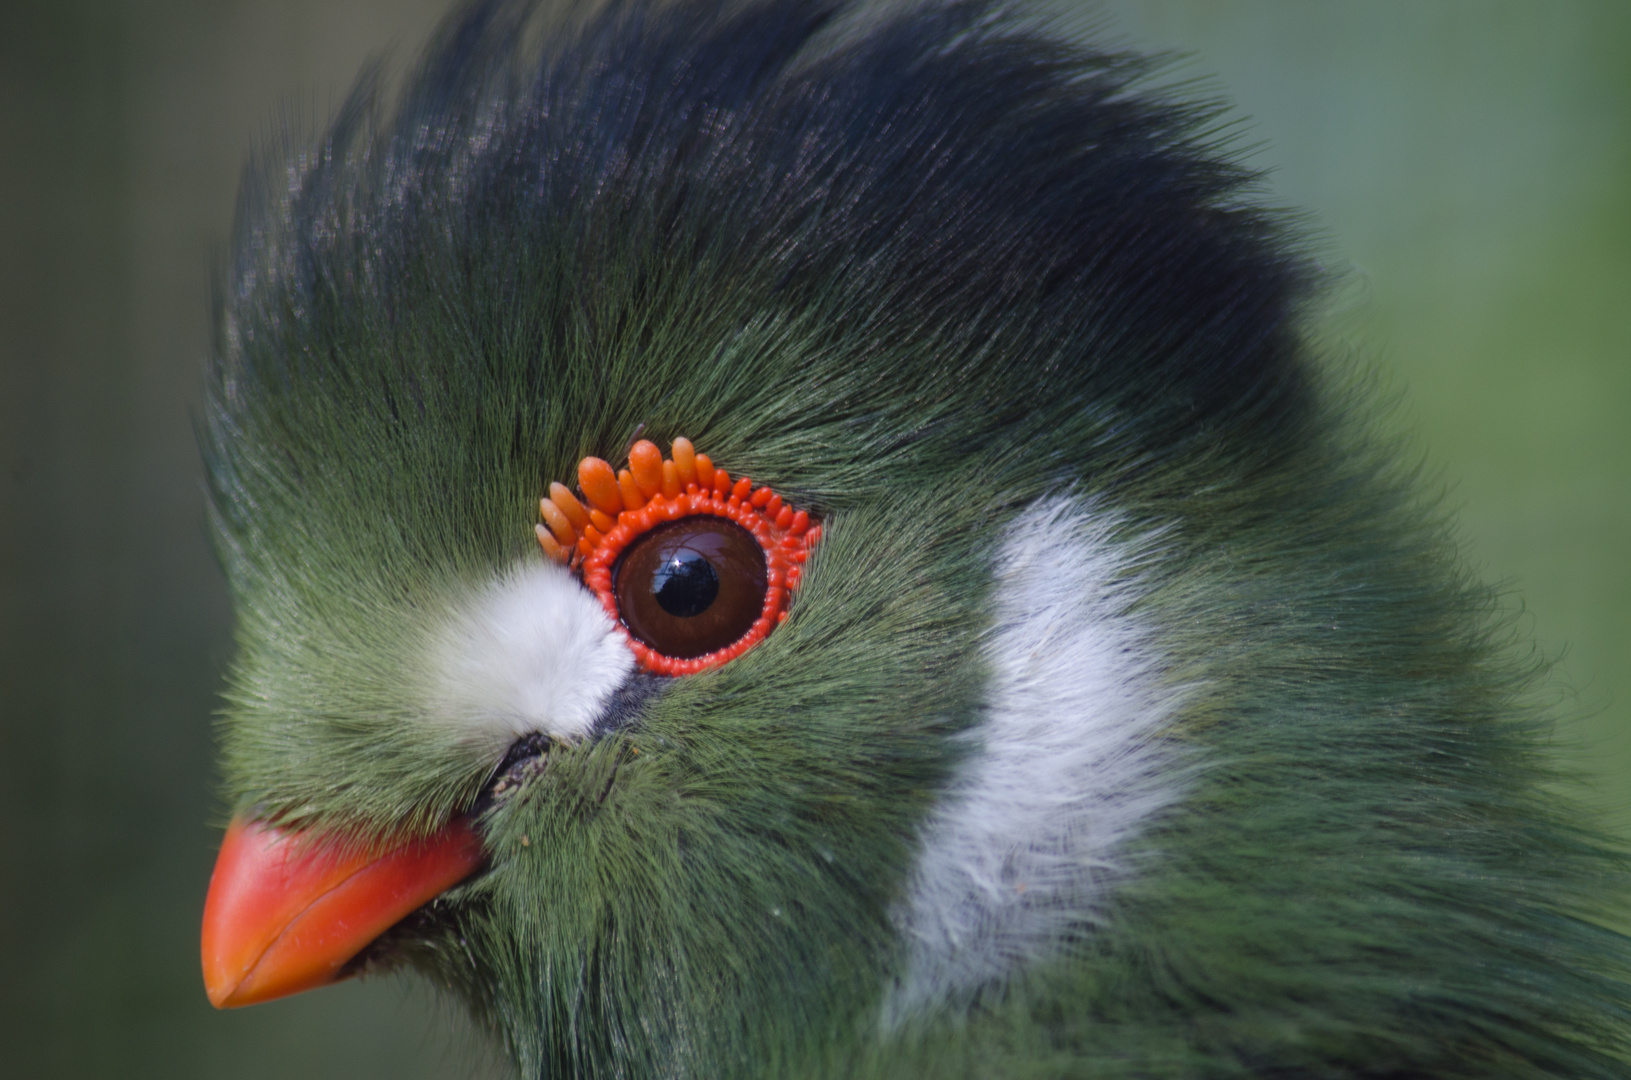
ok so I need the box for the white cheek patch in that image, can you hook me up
[886,497,1187,1021]
[428,561,635,747]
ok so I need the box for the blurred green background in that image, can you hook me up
[1,2,1626,1077]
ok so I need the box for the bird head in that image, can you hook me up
[198,1,1631,1077]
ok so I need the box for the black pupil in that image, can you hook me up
[652,550,719,617]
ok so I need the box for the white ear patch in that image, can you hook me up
[428,561,635,747]
[886,497,1186,1020]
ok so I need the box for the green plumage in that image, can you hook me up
[204,0,1631,1075]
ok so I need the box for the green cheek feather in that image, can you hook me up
[198,1,1631,1077]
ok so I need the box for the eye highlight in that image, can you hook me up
[535,438,820,676]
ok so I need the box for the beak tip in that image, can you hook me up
[202,966,336,1009]
[203,981,240,1010]
[201,949,262,1009]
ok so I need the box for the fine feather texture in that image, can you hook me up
[203,0,1631,1076]
[889,497,1184,1021]
[428,561,635,747]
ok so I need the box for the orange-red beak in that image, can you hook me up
[201,816,486,1008]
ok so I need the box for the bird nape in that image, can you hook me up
[195,0,1631,1077]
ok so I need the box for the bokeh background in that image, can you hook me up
[2,1,1626,1077]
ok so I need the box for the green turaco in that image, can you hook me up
[198,1,1631,1076]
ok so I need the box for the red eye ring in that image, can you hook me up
[535,438,821,676]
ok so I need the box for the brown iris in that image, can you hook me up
[612,517,768,659]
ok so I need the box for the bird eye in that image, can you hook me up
[614,517,766,658]
[535,438,820,676]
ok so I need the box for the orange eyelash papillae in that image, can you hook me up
[534,437,821,675]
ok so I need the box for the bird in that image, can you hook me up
[196,0,1631,1076]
